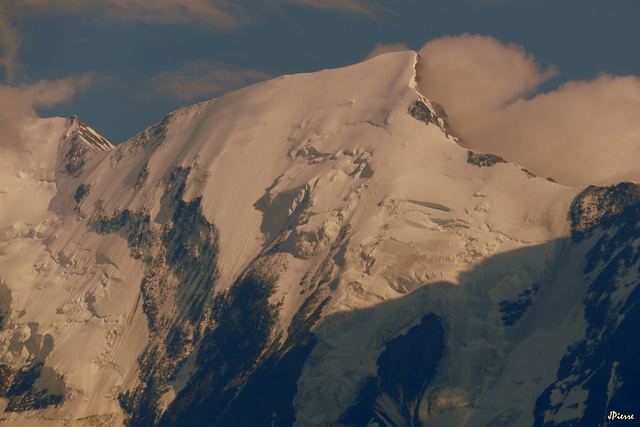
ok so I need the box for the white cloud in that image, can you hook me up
[0,75,93,151]
[417,35,556,121]
[417,34,640,186]
[149,60,273,100]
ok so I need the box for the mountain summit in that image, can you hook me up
[0,51,638,426]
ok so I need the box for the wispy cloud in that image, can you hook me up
[149,60,273,100]
[365,42,409,60]
[0,0,386,86]
[4,0,243,28]
[444,0,513,4]
[417,34,640,186]
[95,0,244,27]
[6,0,385,29]
[279,0,386,18]
[0,4,22,83]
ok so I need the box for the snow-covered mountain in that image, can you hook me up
[1,51,638,426]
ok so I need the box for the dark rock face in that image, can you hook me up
[73,183,92,204]
[66,116,112,151]
[0,326,65,413]
[409,100,439,127]
[0,362,65,412]
[408,100,460,141]
[339,314,445,427]
[568,182,640,241]
[467,150,507,168]
[533,185,640,426]
[0,281,10,328]
[62,137,89,178]
[499,284,541,326]
[76,119,113,151]
[134,163,150,190]
[90,167,221,426]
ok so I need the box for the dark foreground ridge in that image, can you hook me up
[534,183,640,425]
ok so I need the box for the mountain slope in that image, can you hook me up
[0,51,637,426]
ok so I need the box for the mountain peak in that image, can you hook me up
[3,52,636,427]
[66,115,114,152]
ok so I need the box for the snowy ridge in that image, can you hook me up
[1,51,638,426]
[0,117,143,425]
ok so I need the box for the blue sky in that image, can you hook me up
[1,0,639,145]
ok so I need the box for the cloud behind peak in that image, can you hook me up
[416,34,640,186]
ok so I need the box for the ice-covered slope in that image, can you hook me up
[1,51,638,426]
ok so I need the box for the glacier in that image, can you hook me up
[0,51,639,426]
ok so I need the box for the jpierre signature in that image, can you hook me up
[608,411,634,420]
